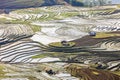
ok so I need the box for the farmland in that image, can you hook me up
[0,5,120,80]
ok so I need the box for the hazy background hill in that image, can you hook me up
[0,0,65,9]
[0,0,114,9]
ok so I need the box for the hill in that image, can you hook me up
[0,0,111,9]
[0,0,67,9]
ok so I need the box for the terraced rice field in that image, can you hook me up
[0,5,120,80]
[0,40,43,63]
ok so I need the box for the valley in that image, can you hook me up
[0,5,120,80]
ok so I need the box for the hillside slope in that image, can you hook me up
[0,0,67,9]
[0,0,112,9]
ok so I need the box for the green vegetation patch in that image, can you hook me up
[112,71,120,76]
[32,52,64,58]
[0,64,6,78]
[117,4,120,8]
[32,54,47,58]
[93,32,120,38]
[30,25,41,32]
[49,42,76,48]
[60,12,79,18]
[0,18,12,24]
[31,52,85,59]
[9,20,30,24]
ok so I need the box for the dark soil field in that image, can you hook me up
[65,64,120,80]
[72,32,120,47]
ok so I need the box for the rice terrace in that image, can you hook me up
[0,0,120,80]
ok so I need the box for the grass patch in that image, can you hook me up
[0,18,12,24]
[93,32,120,38]
[31,52,82,59]
[31,52,64,58]
[9,20,30,24]
[49,42,76,47]
[60,12,79,18]
[32,54,48,58]
[30,25,41,32]
[117,4,120,8]
[112,71,120,76]
[0,64,6,78]
[0,18,41,33]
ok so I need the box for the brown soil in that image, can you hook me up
[72,35,103,47]
[71,32,120,47]
[65,64,120,80]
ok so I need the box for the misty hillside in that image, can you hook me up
[0,0,112,9]
[0,0,65,9]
